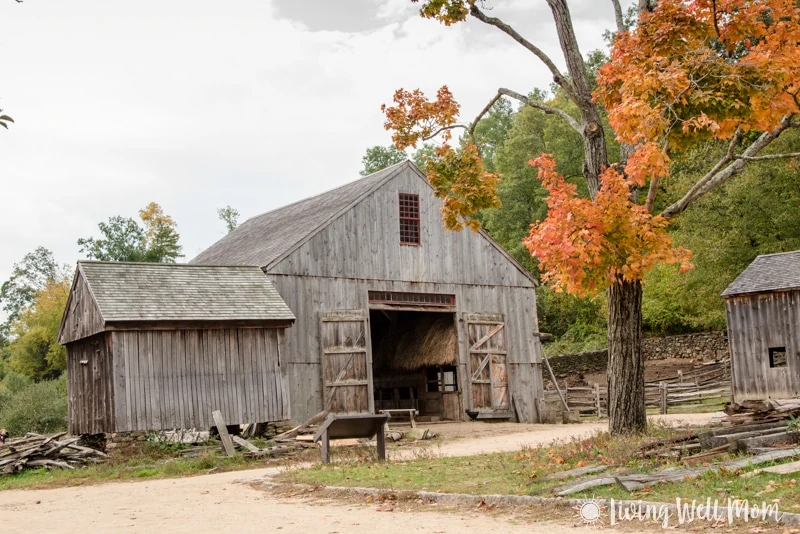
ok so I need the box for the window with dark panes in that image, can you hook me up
[769,347,787,368]
[399,193,420,245]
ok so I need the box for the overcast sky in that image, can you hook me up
[0,0,619,287]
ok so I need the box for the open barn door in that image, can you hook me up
[466,314,509,413]
[319,310,374,414]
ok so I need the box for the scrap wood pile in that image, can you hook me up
[546,419,800,497]
[0,432,107,475]
[724,398,800,423]
[552,447,800,496]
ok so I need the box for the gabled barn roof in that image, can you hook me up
[191,163,406,268]
[191,161,536,285]
[722,250,800,297]
[58,262,295,344]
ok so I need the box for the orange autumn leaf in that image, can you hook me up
[382,87,499,231]
[524,155,692,297]
[596,0,800,149]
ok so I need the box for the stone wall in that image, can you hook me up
[643,331,728,361]
[546,331,729,378]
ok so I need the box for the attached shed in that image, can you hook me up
[58,262,295,434]
[193,161,545,424]
[722,250,800,403]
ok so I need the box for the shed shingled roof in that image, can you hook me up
[190,162,406,268]
[722,250,800,297]
[77,261,295,322]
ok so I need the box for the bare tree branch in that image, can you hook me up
[466,93,502,138]
[735,152,800,161]
[422,124,469,142]
[611,0,625,35]
[468,4,577,102]
[661,116,794,218]
[497,88,583,134]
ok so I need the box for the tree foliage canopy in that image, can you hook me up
[78,202,183,263]
[7,277,70,381]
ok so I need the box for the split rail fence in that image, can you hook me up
[549,359,731,418]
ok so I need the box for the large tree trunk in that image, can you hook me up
[606,277,646,434]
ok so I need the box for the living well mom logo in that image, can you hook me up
[577,497,782,528]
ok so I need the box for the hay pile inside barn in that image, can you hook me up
[390,315,457,371]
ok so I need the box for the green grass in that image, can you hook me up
[0,441,297,491]
[277,423,800,513]
[282,452,530,495]
[579,467,800,514]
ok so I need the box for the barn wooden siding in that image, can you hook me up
[266,167,543,424]
[60,269,105,345]
[269,168,534,288]
[67,333,115,435]
[270,274,543,424]
[725,290,800,402]
[109,328,287,432]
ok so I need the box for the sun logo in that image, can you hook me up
[576,497,604,525]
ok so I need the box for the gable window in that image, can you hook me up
[398,193,420,245]
[769,347,787,368]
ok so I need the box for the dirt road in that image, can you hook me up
[0,414,716,533]
[395,412,717,458]
[0,467,603,534]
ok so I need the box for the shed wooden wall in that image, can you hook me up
[68,327,288,433]
[67,333,115,435]
[725,290,800,402]
[109,328,288,432]
[269,274,543,424]
[60,269,105,345]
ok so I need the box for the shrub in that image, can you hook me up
[0,375,67,437]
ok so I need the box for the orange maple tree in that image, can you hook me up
[524,154,692,297]
[383,0,799,433]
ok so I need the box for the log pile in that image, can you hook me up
[0,432,107,474]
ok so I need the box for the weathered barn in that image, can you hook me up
[193,161,545,423]
[58,262,295,434]
[722,250,800,403]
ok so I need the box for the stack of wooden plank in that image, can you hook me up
[0,432,107,474]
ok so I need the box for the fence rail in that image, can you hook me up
[548,359,731,418]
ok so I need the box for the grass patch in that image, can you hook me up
[278,422,800,513]
[282,452,529,495]
[579,467,800,514]
[0,440,307,491]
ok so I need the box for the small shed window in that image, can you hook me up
[769,347,787,368]
[399,193,420,245]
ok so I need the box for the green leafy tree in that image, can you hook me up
[78,216,146,261]
[643,130,800,333]
[7,277,70,381]
[217,205,240,233]
[139,202,183,262]
[360,145,408,175]
[78,202,183,263]
[470,97,514,173]
[0,247,68,334]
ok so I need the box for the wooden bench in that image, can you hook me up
[379,408,418,428]
[312,413,391,464]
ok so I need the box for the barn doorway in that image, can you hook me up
[369,308,462,421]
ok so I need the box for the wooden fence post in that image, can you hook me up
[659,382,668,415]
[593,383,601,418]
[677,370,683,384]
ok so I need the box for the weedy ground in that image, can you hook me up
[278,422,800,514]
[0,438,315,491]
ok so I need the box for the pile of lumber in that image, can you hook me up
[555,447,800,496]
[0,432,107,474]
[724,398,800,422]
